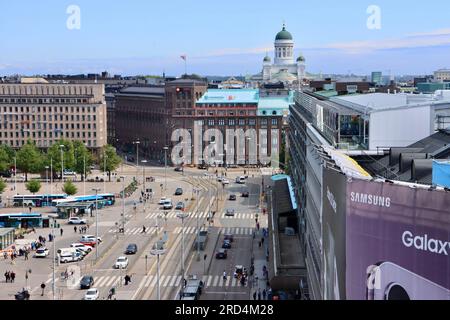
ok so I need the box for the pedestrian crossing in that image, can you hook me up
[221,213,257,219]
[140,211,257,220]
[107,227,158,235]
[137,275,248,289]
[172,226,254,236]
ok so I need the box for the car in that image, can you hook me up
[222,179,230,185]
[174,187,183,195]
[80,235,102,247]
[84,288,99,300]
[222,240,231,249]
[70,243,92,253]
[225,208,235,216]
[224,233,234,242]
[125,243,138,255]
[175,202,185,210]
[74,248,88,258]
[158,197,167,205]
[241,191,249,197]
[217,176,224,182]
[80,275,95,289]
[215,248,228,259]
[34,247,49,258]
[198,164,207,170]
[114,256,129,269]
[68,217,87,225]
[236,176,246,184]
[59,250,83,263]
[174,167,183,172]
[229,194,236,201]
[162,199,173,210]
[63,169,76,176]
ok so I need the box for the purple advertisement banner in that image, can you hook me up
[346,179,450,300]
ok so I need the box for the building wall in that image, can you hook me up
[0,83,106,149]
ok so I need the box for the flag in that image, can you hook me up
[180,55,186,61]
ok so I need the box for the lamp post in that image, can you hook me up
[150,240,166,300]
[13,155,17,193]
[45,166,49,205]
[49,213,58,300]
[83,144,87,195]
[59,145,65,182]
[92,188,101,260]
[163,146,168,191]
[103,152,107,193]
[194,188,201,261]
[120,176,125,234]
[50,158,53,195]
[133,140,140,179]
[176,212,188,282]
[141,160,148,192]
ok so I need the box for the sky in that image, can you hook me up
[1,0,450,76]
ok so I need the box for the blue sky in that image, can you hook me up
[1,0,450,76]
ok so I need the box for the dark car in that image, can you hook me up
[125,243,138,254]
[174,167,183,172]
[215,248,228,259]
[80,275,94,289]
[175,202,185,210]
[229,194,237,201]
[241,191,249,198]
[175,188,183,195]
[222,240,231,249]
[224,233,234,242]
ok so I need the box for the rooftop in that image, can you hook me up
[197,89,259,104]
[258,94,293,110]
[117,86,165,96]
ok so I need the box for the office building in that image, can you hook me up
[434,68,450,82]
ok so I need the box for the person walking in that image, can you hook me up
[261,237,264,245]
[40,282,46,296]
[223,270,227,283]
[74,226,77,233]
[60,228,63,237]
[253,291,257,300]
[24,251,28,260]
[141,225,146,233]
[10,271,15,283]
[257,288,262,300]
[263,288,267,300]
[4,271,9,283]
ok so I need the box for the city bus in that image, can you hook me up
[97,193,116,205]
[13,194,67,207]
[0,213,44,228]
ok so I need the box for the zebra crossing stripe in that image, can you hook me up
[149,275,158,287]
[225,276,231,286]
[206,275,212,286]
[96,276,108,287]
[212,275,220,287]
[169,276,177,287]
[173,227,180,234]
[162,276,172,287]
[144,275,153,287]
[175,275,182,287]
[105,276,118,287]
[231,277,237,286]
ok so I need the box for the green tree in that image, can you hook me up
[73,141,93,181]
[26,179,41,194]
[0,179,6,194]
[16,140,44,181]
[62,179,77,196]
[46,139,75,179]
[100,145,122,182]
[0,144,14,172]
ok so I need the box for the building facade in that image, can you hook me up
[0,82,107,150]
[434,69,450,82]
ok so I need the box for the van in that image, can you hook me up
[58,248,82,263]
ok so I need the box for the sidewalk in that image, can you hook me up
[249,226,269,301]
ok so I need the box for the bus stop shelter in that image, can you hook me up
[56,202,95,219]
[0,228,15,251]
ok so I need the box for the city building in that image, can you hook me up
[251,24,306,87]
[105,92,116,145]
[434,68,450,82]
[371,71,382,85]
[417,82,450,93]
[0,79,107,151]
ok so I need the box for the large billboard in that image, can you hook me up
[346,179,450,300]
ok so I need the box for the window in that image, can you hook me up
[218,119,225,126]
[249,119,256,126]
[228,119,235,126]
[239,119,245,126]
[272,119,278,126]
[261,119,268,125]
[208,119,214,126]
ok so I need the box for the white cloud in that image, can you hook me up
[194,45,272,59]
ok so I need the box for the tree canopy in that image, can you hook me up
[16,140,44,181]
[100,144,122,181]
[26,179,41,194]
[62,179,77,196]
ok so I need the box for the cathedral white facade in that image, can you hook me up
[256,24,306,85]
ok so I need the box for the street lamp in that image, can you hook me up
[13,154,17,193]
[150,240,166,300]
[59,145,65,182]
[163,146,169,191]
[141,160,148,192]
[92,188,101,260]
[120,176,125,234]
[50,157,53,195]
[48,213,58,300]
[103,152,107,193]
[45,166,49,205]
[133,140,140,178]
[176,212,188,282]
[194,188,201,261]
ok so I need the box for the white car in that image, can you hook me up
[84,288,99,300]
[158,197,167,205]
[68,217,87,225]
[70,243,92,253]
[114,256,129,269]
[34,247,49,258]
[222,179,230,185]
[217,176,223,182]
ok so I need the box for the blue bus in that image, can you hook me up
[0,213,43,229]
[97,193,116,205]
[13,194,67,207]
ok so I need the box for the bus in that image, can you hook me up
[13,194,67,207]
[0,213,44,229]
[97,193,115,205]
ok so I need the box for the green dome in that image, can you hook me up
[297,55,305,62]
[275,25,293,41]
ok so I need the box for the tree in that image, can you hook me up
[0,179,6,194]
[0,144,14,172]
[100,145,122,182]
[26,179,41,194]
[46,139,75,179]
[16,140,44,181]
[62,179,77,196]
[73,141,93,181]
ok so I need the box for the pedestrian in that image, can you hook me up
[74,226,77,233]
[223,270,227,282]
[40,282,46,296]
[3,252,7,260]
[253,291,257,300]
[256,222,260,231]
[10,271,15,283]
[24,251,28,260]
[142,225,146,233]
[263,288,267,300]
[60,228,63,237]
[261,237,264,245]
[4,271,9,283]
[259,241,262,248]
[28,206,32,213]
[258,288,261,300]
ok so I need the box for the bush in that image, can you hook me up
[62,180,77,196]
[26,179,41,194]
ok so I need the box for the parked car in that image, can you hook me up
[63,169,76,176]
[236,176,246,184]
[80,275,95,289]
[59,250,83,263]
[114,256,129,269]
[225,208,235,216]
[174,167,183,172]
[241,191,249,197]
[222,239,231,249]
[70,243,93,253]
[224,233,234,242]
[215,248,228,259]
[217,176,224,182]
[68,217,87,225]
[222,179,230,185]
[34,247,49,258]
[84,288,99,300]
[80,235,102,247]
[125,243,138,255]
[162,199,173,210]
[229,194,236,201]
[175,202,185,210]
[174,187,183,195]
[158,197,167,205]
